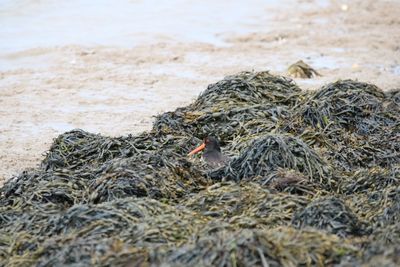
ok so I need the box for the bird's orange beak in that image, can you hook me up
[188,143,206,156]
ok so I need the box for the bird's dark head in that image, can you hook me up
[203,136,221,153]
[188,136,221,156]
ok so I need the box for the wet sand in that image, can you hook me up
[1,0,399,185]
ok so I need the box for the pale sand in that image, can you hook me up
[1,0,399,185]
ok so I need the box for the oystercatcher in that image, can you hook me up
[188,136,228,168]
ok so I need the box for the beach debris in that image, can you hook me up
[287,60,322,78]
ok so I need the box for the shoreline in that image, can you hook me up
[1,0,399,185]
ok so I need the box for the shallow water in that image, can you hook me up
[0,0,281,54]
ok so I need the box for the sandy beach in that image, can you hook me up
[1,0,399,185]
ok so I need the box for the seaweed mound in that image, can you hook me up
[210,134,332,189]
[292,196,370,237]
[301,80,385,131]
[155,227,357,267]
[284,80,399,171]
[193,71,301,108]
[0,72,399,266]
[182,182,309,228]
[153,71,300,143]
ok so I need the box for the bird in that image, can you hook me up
[188,136,228,168]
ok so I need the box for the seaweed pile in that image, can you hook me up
[1,71,399,266]
[287,60,321,78]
